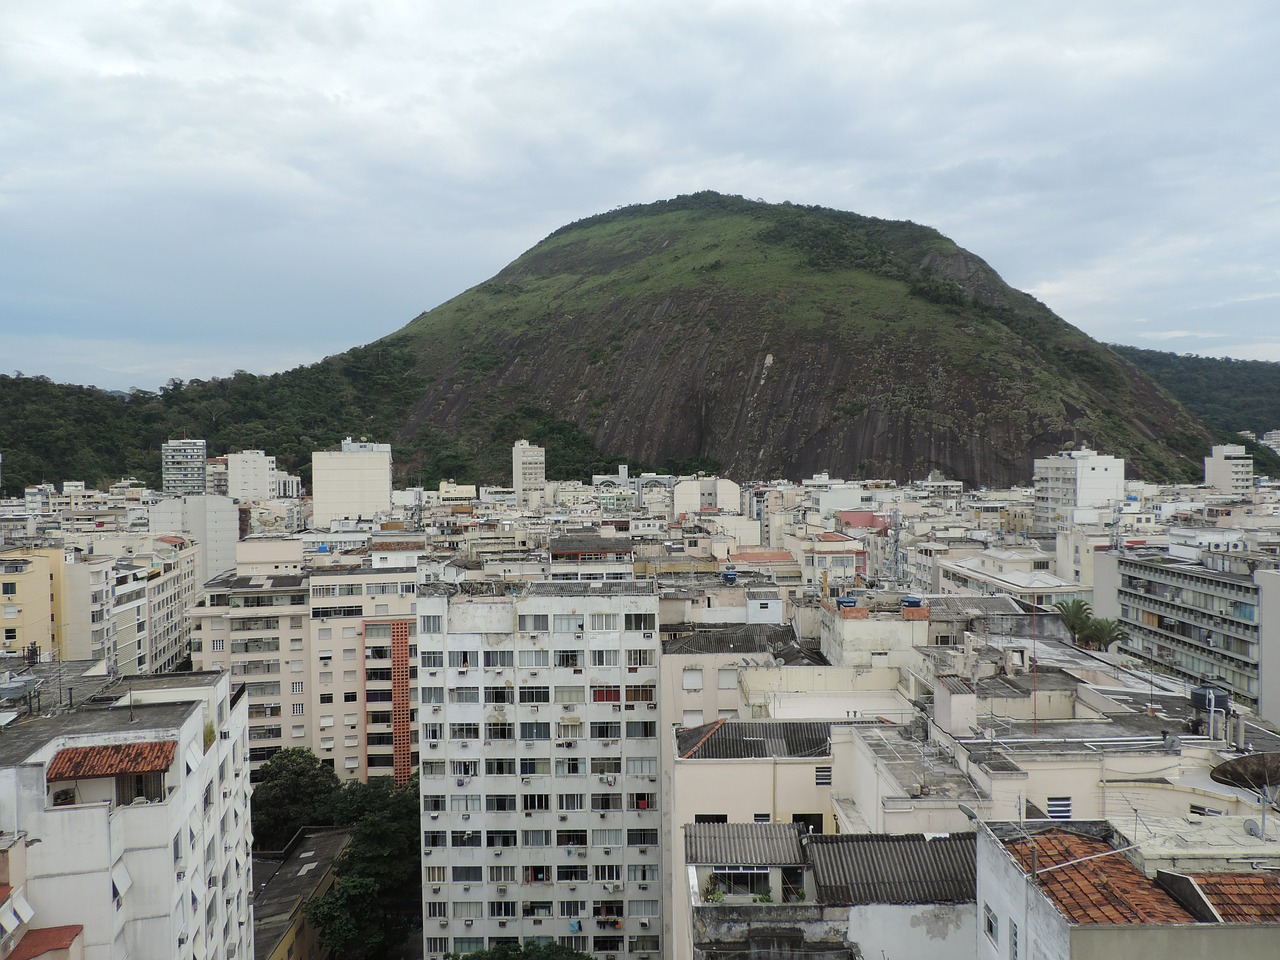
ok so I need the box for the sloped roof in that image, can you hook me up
[8,925,84,960]
[1004,830,1196,925]
[685,822,807,866]
[808,833,976,905]
[1190,873,1280,922]
[676,720,831,760]
[46,740,177,781]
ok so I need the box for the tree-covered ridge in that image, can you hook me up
[1110,345,1280,436]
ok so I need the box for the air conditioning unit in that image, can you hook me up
[603,847,612,854]
[497,884,507,894]
[525,811,533,818]
[429,812,439,820]
[494,850,503,857]
[522,777,531,785]
[647,775,656,782]
[643,632,653,639]
[432,885,441,893]
[460,741,470,748]
[498,920,507,927]
[530,705,539,713]
[600,812,607,819]
[646,702,657,710]
[462,813,470,821]
[612,704,621,712]
[432,705,440,713]
[562,704,572,711]
[639,846,648,854]
[220,730,231,740]
[464,919,474,927]
[429,742,438,749]
[438,919,448,928]
[559,814,568,821]
[640,919,650,928]
[638,883,648,890]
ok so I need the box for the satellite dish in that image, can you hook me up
[1245,819,1264,839]
[1211,753,1280,841]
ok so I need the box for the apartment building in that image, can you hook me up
[417,582,663,960]
[162,439,208,496]
[1095,542,1278,708]
[512,440,547,509]
[226,450,279,502]
[1032,448,1124,533]
[1204,443,1254,498]
[0,669,252,960]
[191,553,420,782]
[310,438,392,530]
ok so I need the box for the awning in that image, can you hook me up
[11,892,33,924]
[184,743,204,776]
[111,861,133,898]
[0,904,19,934]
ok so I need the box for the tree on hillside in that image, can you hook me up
[447,943,592,960]
[1052,599,1093,646]
[250,748,339,849]
[1081,618,1128,651]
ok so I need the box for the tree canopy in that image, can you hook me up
[250,748,339,850]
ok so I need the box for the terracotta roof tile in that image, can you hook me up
[46,740,177,781]
[1005,830,1196,925]
[8,925,84,960]
[1189,873,1280,922]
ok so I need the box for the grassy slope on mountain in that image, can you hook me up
[381,192,1209,485]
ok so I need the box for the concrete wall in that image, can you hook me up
[1259,569,1280,727]
[848,902,975,960]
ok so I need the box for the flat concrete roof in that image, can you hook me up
[0,701,198,768]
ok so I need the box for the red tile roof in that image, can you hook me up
[46,740,177,781]
[1190,873,1280,922]
[8,925,84,960]
[0,884,10,905]
[1004,830,1196,925]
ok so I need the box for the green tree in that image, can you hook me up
[303,875,389,959]
[1081,618,1128,651]
[1052,599,1093,646]
[447,943,592,960]
[250,748,339,850]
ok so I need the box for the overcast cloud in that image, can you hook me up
[3,1,1278,390]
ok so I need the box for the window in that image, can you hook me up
[815,766,832,786]
[626,648,654,667]
[519,649,549,667]
[421,650,443,668]
[422,686,444,704]
[486,758,516,776]
[590,722,621,739]
[1190,803,1224,817]
[591,648,619,667]
[554,615,584,632]
[320,693,333,704]
[448,650,474,669]
[558,865,588,883]
[525,864,552,882]
[754,813,772,824]
[590,613,618,631]
[520,686,551,704]
[628,899,659,916]
[627,829,658,846]
[523,794,551,812]
[628,863,659,881]
[695,813,728,824]
[450,686,480,703]
[718,668,737,689]
[484,650,514,668]
[451,830,481,848]
[682,668,703,691]
[591,685,620,703]
[984,903,998,944]
[486,722,514,740]
[520,722,551,740]
[451,794,481,812]
[1046,796,1072,819]
[486,686,515,704]
[558,793,584,811]
[592,828,622,846]
[486,830,518,848]
[625,683,655,703]
[624,613,656,631]
[626,756,657,776]
[590,757,621,774]
[625,721,656,738]
[453,900,482,918]
[555,685,585,703]
[423,830,446,848]
[423,795,445,812]
[594,864,622,881]
[518,614,549,632]
[555,649,583,669]
[452,866,483,882]
[521,757,550,775]
[291,704,305,716]
[343,691,357,702]
[290,681,304,694]
[1009,919,1018,960]
[555,757,584,776]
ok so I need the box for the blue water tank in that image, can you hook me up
[902,595,923,608]
[317,543,329,553]
[723,568,737,584]
[835,596,857,609]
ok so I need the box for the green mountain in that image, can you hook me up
[1,192,1218,493]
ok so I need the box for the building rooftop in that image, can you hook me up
[851,725,985,802]
[685,822,807,866]
[661,624,814,664]
[676,720,831,760]
[0,700,197,768]
[46,740,176,780]
[7,925,84,960]
[1002,828,1196,925]
[808,833,976,905]
[1188,873,1280,922]
[253,828,352,960]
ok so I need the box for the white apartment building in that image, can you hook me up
[1204,444,1254,498]
[310,438,392,530]
[0,669,252,960]
[417,582,663,960]
[162,440,208,497]
[672,478,741,517]
[1032,447,1125,533]
[149,493,239,585]
[512,440,547,509]
[226,450,279,502]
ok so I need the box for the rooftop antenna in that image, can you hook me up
[1211,752,1280,841]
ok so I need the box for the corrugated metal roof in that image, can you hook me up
[675,720,832,760]
[685,822,807,866]
[46,740,177,781]
[936,675,976,695]
[809,833,977,905]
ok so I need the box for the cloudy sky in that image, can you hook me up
[4,1,1278,391]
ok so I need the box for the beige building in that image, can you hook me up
[511,439,546,508]
[310,438,392,530]
[1204,443,1254,498]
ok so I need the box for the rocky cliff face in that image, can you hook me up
[386,193,1209,486]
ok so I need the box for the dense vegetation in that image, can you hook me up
[1110,346,1280,436]
[251,748,422,959]
[0,192,1229,490]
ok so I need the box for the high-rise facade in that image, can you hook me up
[1204,444,1254,498]
[311,438,393,529]
[512,440,546,509]
[418,582,663,959]
[162,439,208,496]
[1032,447,1124,533]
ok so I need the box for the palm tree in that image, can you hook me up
[1081,618,1128,651]
[1053,599,1093,646]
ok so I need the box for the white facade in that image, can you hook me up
[673,478,741,518]
[0,671,252,960]
[162,440,208,497]
[310,439,392,530]
[226,450,279,502]
[1032,448,1124,533]
[149,494,240,585]
[1204,444,1253,498]
[418,583,663,960]
[512,439,547,508]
